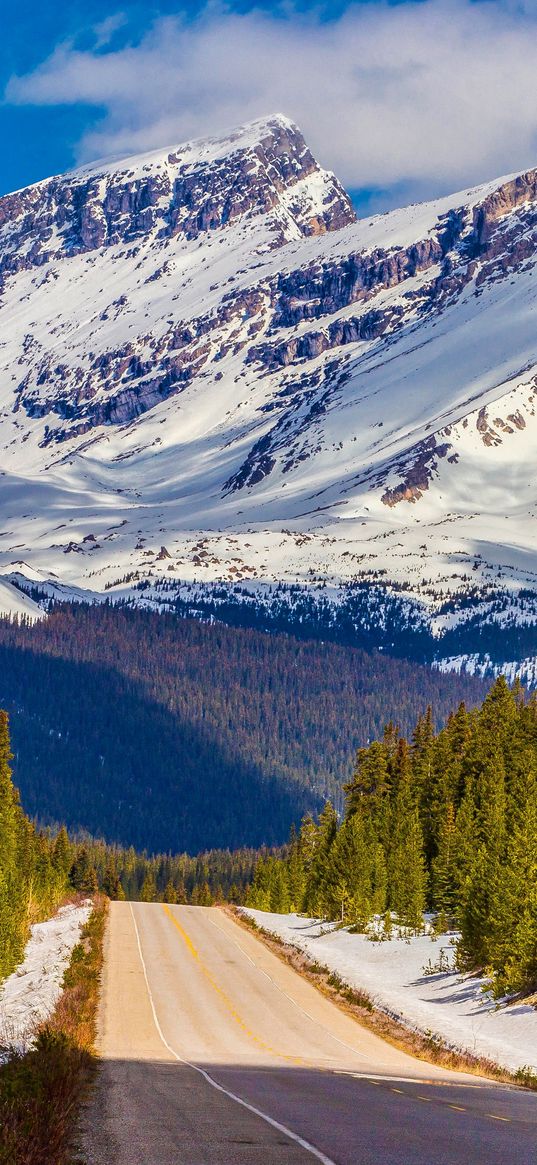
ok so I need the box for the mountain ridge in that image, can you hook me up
[1,114,536,677]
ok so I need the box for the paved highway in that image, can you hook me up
[81,902,537,1164]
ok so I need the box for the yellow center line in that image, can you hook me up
[365,1080,515,1125]
[161,905,305,1066]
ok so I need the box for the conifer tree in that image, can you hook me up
[140,870,158,902]
[103,860,123,899]
[345,741,390,821]
[387,741,427,930]
[304,802,337,917]
[70,847,99,895]
[431,802,457,914]
[52,827,72,879]
[485,770,537,994]
[0,711,69,980]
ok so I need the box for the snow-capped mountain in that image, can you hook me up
[1,113,537,676]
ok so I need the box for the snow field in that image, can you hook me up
[244,910,537,1074]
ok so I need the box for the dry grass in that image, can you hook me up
[226,906,537,1091]
[0,896,107,1165]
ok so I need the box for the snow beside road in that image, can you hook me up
[0,902,92,1054]
[244,910,537,1074]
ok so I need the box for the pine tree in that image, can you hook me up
[0,712,24,975]
[486,770,537,994]
[345,741,390,821]
[140,870,157,902]
[431,802,457,914]
[52,826,72,879]
[0,711,69,979]
[70,847,98,895]
[103,860,123,899]
[388,740,427,930]
[304,802,337,917]
[163,879,178,904]
[411,707,435,860]
[286,828,305,912]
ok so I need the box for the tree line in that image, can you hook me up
[68,835,269,905]
[247,677,537,996]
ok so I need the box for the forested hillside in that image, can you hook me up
[0,712,70,980]
[0,604,486,852]
[248,678,537,995]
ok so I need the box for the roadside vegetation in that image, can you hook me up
[0,898,106,1165]
[0,708,107,1164]
[247,677,537,997]
[0,710,73,982]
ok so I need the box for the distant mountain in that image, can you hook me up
[0,605,486,852]
[1,114,537,677]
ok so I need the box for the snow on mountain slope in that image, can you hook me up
[0,578,44,622]
[0,113,536,671]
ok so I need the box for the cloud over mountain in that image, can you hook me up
[6,1,537,202]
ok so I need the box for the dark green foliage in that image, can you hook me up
[248,678,537,995]
[142,576,537,669]
[69,847,98,895]
[0,603,485,852]
[0,712,68,982]
[70,834,268,905]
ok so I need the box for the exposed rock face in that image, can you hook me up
[4,114,537,459]
[0,117,355,284]
[473,170,537,248]
[380,438,452,506]
[167,119,354,241]
[2,116,361,438]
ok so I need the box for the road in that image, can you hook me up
[80,901,537,1164]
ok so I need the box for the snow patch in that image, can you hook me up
[0,902,92,1056]
[244,910,537,1074]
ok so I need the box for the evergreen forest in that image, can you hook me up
[0,603,485,852]
[70,835,266,905]
[0,712,71,981]
[248,678,537,996]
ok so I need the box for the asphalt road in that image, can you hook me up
[80,901,537,1164]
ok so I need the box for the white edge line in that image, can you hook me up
[129,903,337,1165]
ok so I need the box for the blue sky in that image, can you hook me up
[3,1,537,213]
[0,1,354,193]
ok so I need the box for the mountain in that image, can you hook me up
[0,604,486,852]
[1,113,537,678]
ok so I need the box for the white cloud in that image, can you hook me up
[5,1,537,199]
[92,13,128,50]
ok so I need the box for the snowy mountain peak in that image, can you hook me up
[1,118,537,676]
[73,113,311,182]
[0,114,355,279]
